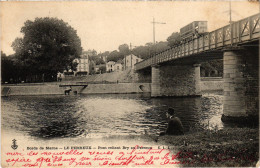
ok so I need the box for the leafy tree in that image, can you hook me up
[153,41,170,53]
[82,49,97,57]
[89,55,105,65]
[118,44,130,56]
[12,17,82,81]
[132,45,150,60]
[89,60,96,75]
[107,50,123,62]
[167,32,182,48]
[1,51,13,83]
[201,59,223,77]
[1,51,7,58]
[99,65,106,74]
[95,57,105,65]
[132,42,170,60]
[1,52,24,83]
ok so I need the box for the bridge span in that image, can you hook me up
[134,13,259,124]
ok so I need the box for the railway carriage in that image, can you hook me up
[180,21,208,42]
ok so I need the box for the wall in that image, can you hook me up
[81,83,150,94]
[2,83,151,96]
[3,85,64,96]
[200,77,223,92]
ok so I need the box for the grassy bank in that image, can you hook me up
[156,127,259,167]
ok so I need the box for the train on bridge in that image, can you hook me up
[180,21,208,42]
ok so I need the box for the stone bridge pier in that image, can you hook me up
[222,46,258,124]
[151,63,201,97]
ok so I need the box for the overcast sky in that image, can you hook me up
[1,1,259,55]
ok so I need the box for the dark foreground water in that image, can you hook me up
[2,93,225,139]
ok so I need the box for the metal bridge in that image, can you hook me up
[135,13,260,71]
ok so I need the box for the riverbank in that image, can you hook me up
[1,83,150,96]
[154,127,259,167]
[1,78,222,96]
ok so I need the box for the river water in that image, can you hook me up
[2,93,226,140]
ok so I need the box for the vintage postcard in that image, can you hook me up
[1,1,259,167]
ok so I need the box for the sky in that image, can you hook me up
[0,1,259,55]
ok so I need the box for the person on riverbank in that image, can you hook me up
[164,107,184,135]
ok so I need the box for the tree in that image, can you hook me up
[89,60,96,75]
[1,51,12,83]
[82,49,97,57]
[132,42,170,60]
[12,17,82,81]
[118,44,130,56]
[200,59,223,77]
[1,52,24,83]
[107,50,123,62]
[153,41,170,53]
[89,55,105,65]
[167,32,182,48]
[99,65,106,74]
[132,45,150,60]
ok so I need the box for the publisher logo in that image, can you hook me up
[11,139,18,150]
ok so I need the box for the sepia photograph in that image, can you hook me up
[1,1,259,167]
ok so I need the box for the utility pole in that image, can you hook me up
[151,17,166,44]
[130,43,132,69]
[129,43,138,69]
[229,1,232,23]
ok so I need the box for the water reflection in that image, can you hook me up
[2,93,224,139]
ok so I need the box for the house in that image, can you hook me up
[74,54,89,76]
[114,60,123,71]
[106,61,115,72]
[122,54,143,69]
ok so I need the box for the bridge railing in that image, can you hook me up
[135,13,260,71]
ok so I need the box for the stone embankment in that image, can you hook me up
[1,69,223,96]
[1,83,150,96]
[200,77,223,92]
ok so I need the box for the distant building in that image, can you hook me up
[115,60,123,71]
[106,61,115,72]
[74,54,89,76]
[57,72,65,81]
[123,54,143,69]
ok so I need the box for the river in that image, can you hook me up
[1,93,226,140]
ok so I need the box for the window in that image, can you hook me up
[136,59,138,63]
[117,66,119,70]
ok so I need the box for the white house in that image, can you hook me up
[74,54,89,76]
[123,54,143,69]
[106,61,115,72]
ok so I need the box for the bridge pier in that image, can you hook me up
[151,64,201,97]
[134,69,151,83]
[222,47,258,124]
[151,65,160,97]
